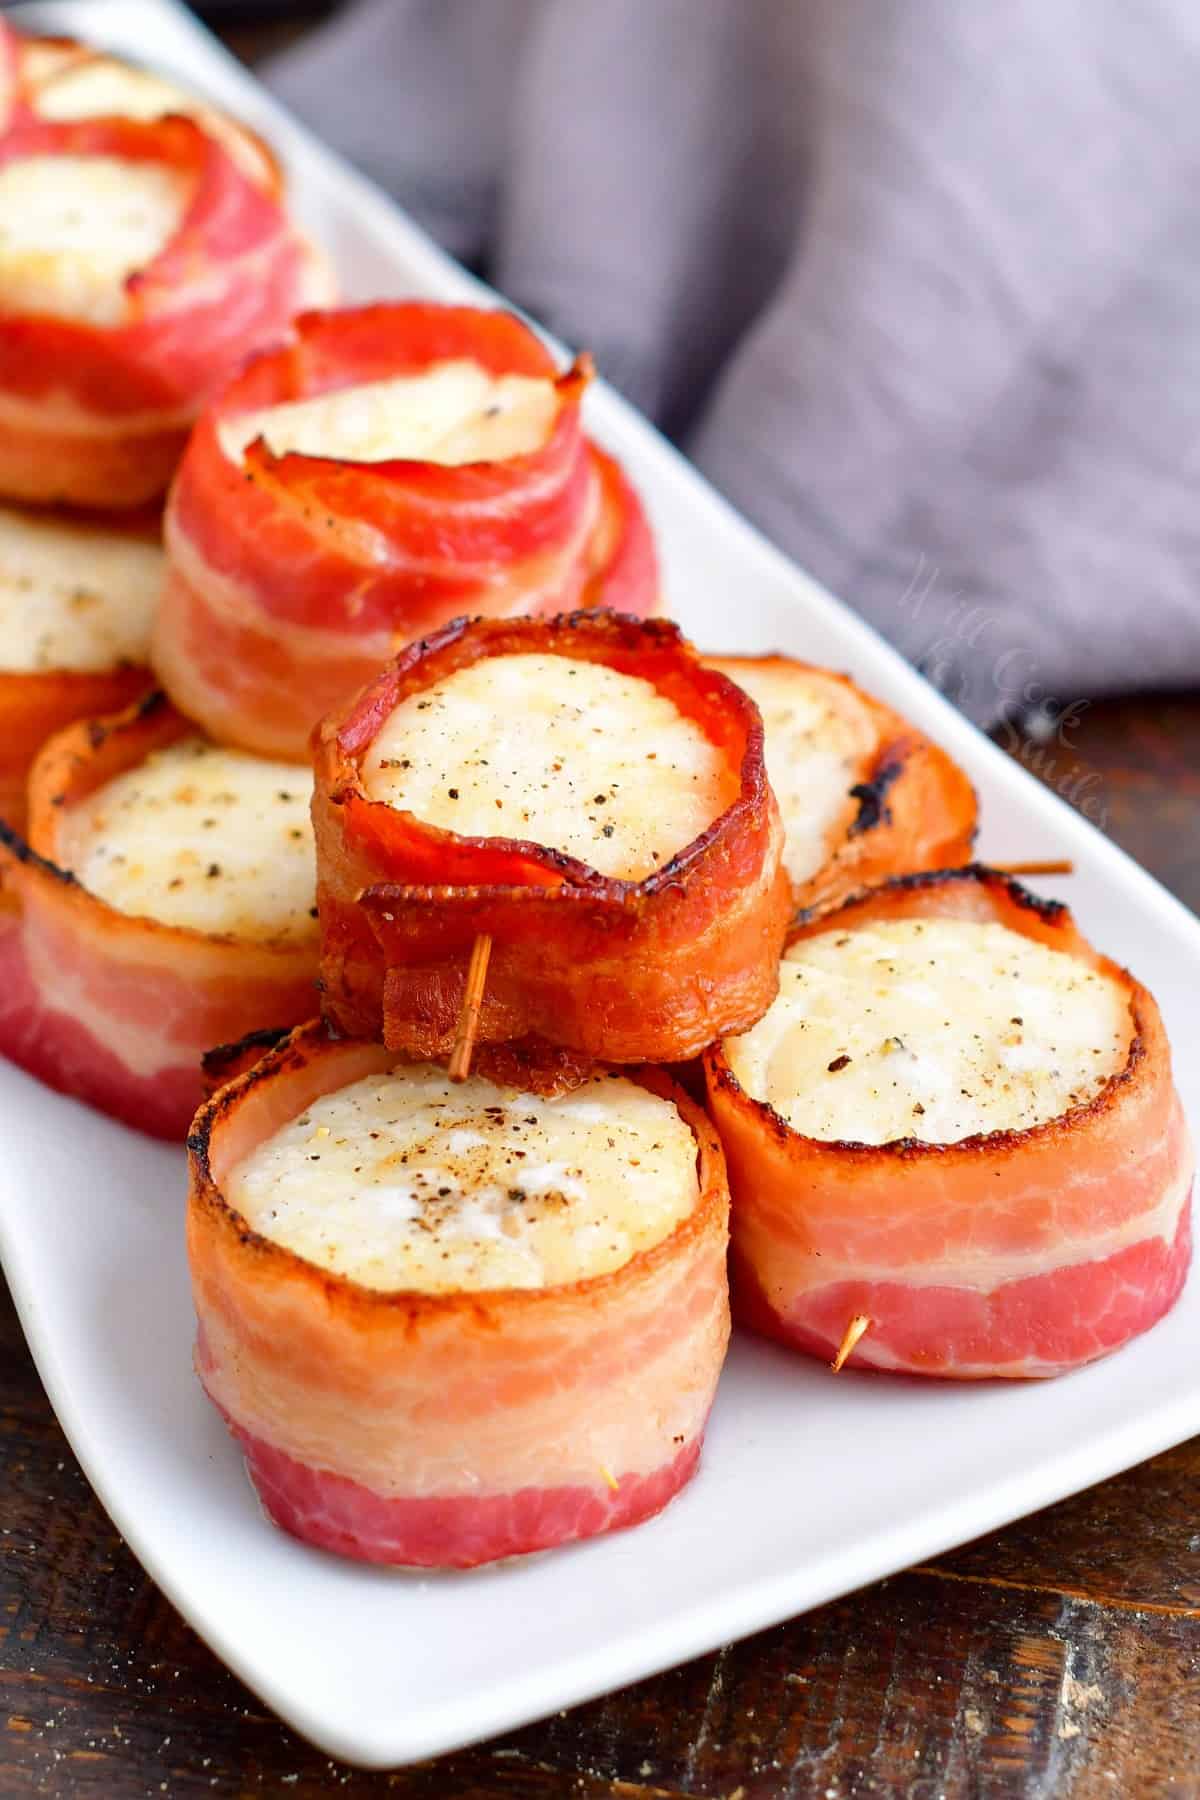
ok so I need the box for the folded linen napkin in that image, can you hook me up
[268,0,1200,723]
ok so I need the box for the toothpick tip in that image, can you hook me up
[830,1314,871,1374]
[993,859,1075,878]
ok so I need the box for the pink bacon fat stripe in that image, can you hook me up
[704,866,1194,1380]
[152,303,658,760]
[0,114,332,511]
[0,693,318,1140]
[186,1022,730,1568]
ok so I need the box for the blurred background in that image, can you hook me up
[11,0,1189,888]
[262,5,1200,715]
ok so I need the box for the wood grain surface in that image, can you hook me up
[3,694,1198,1798]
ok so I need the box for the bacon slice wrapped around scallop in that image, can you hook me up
[708,655,976,913]
[153,303,659,758]
[187,1020,730,1568]
[705,866,1193,1378]
[0,502,163,830]
[313,610,791,1073]
[0,112,332,510]
[0,693,319,1138]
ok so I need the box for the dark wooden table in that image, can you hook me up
[3,693,1198,1799]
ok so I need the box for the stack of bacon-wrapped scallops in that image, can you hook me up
[0,23,1191,1572]
[0,18,334,816]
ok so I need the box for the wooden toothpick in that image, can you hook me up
[992,859,1075,877]
[447,933,493,1083]
[830,1314,871,1374]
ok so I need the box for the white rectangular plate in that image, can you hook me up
[4,0,1199,1770]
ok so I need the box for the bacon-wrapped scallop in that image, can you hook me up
[707,655,976,914]
[0,113,332,510]
[705,867,1193,1379]
[187,1021,730,1568]
[153,303,659,759]
[10,31,280,194]
[313,611,791,1073]
[0,693,319,1138]
[0,502,162,829]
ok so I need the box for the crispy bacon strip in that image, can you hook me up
[705,867,1193,1378]
[0,662,150,833]
[200,1026,292,1101]
[153,304,658,758]
[0,115,331,509]
[708,655,977,913]
[187,1021,731,1568]
[0,694,318,1139]
[313,611,791,1071]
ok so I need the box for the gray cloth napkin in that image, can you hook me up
[268,0,1200,724]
